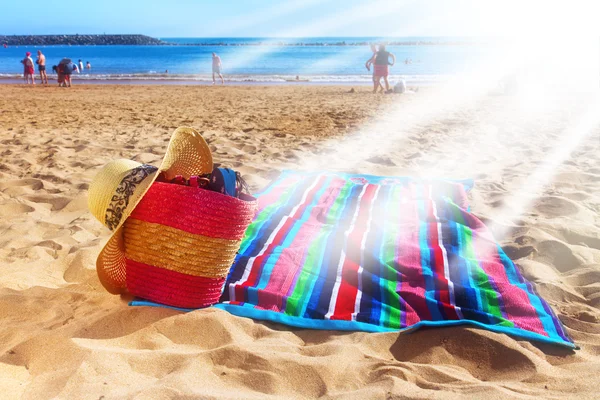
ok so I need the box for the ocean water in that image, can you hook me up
[0,36,595,85]
[0,37,494,83]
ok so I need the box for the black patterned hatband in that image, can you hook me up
[105,164,158,231]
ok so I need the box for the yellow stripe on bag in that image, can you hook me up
[123,218,241,278]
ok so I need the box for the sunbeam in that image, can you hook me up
[482,95,600,239]
[223,0,414,74]
[296,47,514,173]
[294,0,448,80]
[207,0,328,38]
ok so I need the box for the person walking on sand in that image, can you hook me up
[21,52,35,85]
[212,52,224,85]
[36,50,48,84]
[365,43,382,93]
[367,44,396,93]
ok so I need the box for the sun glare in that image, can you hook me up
[485,95,600,235]
[223,0,414,73]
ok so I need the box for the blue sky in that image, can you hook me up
[1,0,598,37]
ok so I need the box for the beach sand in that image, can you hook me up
[0,84,599,399]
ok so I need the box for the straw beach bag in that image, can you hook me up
[88,127,257,308]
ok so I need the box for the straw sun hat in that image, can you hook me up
[88,127,257,308]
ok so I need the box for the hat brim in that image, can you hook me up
[95,127,213,293]
[96,226,128,294]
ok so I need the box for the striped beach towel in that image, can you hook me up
[132,171,575,349]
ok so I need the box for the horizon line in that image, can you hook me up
[0,33,515,39]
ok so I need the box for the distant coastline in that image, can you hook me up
[0,34,166,46]
[0,34,484,47]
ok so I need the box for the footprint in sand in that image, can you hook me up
[22,194,71,211]
[502,245,535,260]
[561,191,590,201]
[561,228,600,250]
[572,310,599,323]
[0,202,35,217]
[35,240,63,251]
[366,156,396,167]
[0,163,17,173]
[587,167,600,175]
[554,172,599,185]
[565,268,600,289]
[515,235,536,246]
[405,152,421,160]
[535,240,582,272]
[0,178,44,192]
[388,327,541,382]
[283,150,301,161]
[31,173,70,185]
[534,196,580,218]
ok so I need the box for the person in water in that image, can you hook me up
[367,44,396,93]
[78,59,84,73]
[36,50,48,85]
[212,52,224,85]
[86,61,91,70]
[21,52,35,85]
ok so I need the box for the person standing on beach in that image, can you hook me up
[36,50,48,85]
[367,44,395,93]
[20,52,35,85]
[365,43,381,92]
[59,58,75,87]
[212,52,224,85]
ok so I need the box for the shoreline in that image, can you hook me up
[0,77,428,87]
[0,78,365,86]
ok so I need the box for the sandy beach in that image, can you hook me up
[1,83,599,399]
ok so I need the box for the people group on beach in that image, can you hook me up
[52,58,78,87]
[15,46,404,90]
[365,43,396,94]
[23,51,225,86]
[18,50,91,86]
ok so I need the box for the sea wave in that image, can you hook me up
[0,73,447,84]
